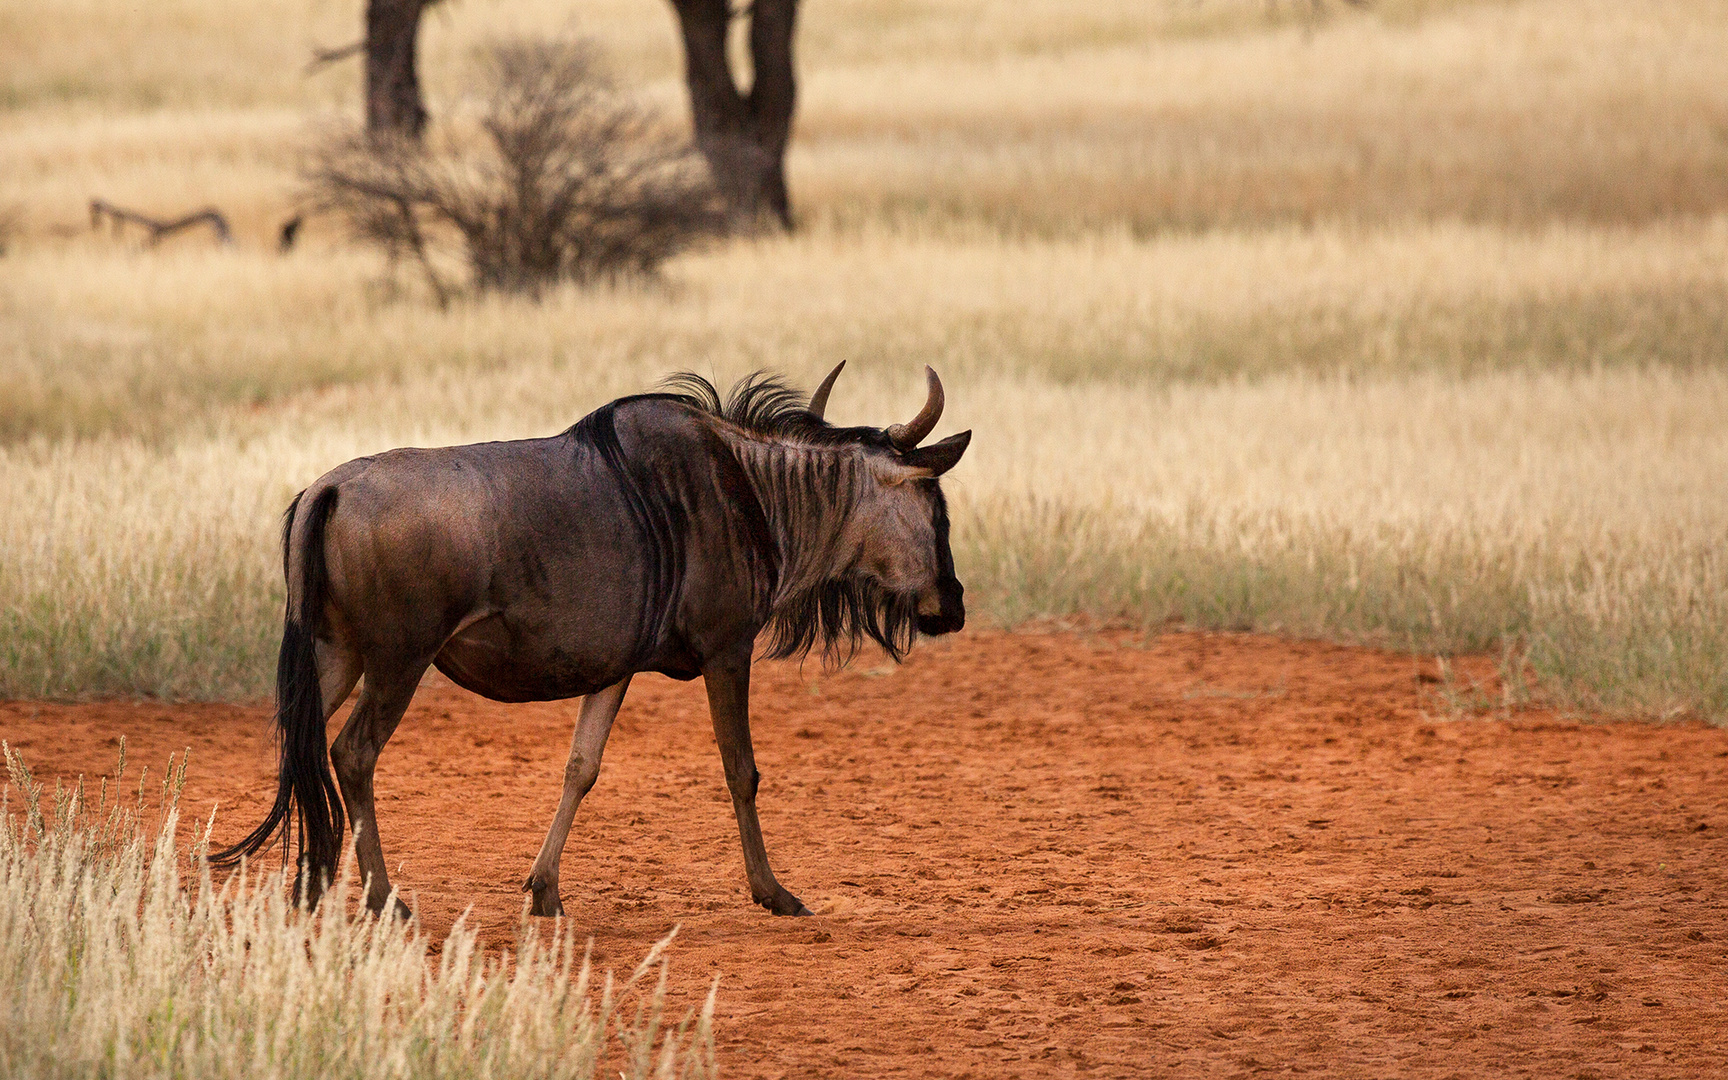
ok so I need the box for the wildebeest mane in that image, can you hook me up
[658,371,893,449]
[571,371,934,669]
[768,480,953,667]
[658,371,939,667]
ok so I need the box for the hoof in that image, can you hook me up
[757,887,811,917]
[523,874,564,918]
[368,896,413,920]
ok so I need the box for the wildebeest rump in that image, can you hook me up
[213,365,971,917]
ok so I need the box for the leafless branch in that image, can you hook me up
[88,200,233,246]
[306,40,366,74]
[390,198,450,308]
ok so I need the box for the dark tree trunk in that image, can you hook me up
[366,0,430,140]
[668,0,800,229]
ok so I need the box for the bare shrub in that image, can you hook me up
[309,40,727,299]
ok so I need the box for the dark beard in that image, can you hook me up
[761,576,920,666]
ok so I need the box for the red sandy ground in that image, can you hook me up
[4,631,1727,1078]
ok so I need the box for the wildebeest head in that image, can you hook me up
[663,363,970,664]
[814,364,970,640]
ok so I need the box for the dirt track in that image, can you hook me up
[6,631,1728,1078]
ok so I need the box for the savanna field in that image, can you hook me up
[3,1,1728,1076]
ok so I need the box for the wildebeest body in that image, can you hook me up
[321,405,774,701]
[215,367,970,919]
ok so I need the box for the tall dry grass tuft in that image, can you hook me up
[0,744,717,1080]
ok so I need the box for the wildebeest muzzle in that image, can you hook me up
[917,577,966,637]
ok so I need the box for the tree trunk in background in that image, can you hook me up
[366,0,430,140]
[668,0,800,229]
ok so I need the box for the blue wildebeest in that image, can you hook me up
[213,365,970,917]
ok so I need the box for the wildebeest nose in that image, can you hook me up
[917,603,965,637]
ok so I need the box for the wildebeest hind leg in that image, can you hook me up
[523,676,633,917]
[330,659,427,917]
[315,640,362,722]
[305,640,361,904]
[704,649,812,916]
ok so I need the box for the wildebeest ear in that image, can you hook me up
[900,430,971,477]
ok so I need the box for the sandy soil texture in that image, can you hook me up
[5,631,1727,1078]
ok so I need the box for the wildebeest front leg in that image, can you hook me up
[523,676,633,917]
[704,650,811,916]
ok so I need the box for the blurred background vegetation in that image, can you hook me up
[2,0,1726,720]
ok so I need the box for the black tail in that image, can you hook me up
[210,487,345,904]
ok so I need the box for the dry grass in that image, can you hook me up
[4,362,1725,718]
[6,0,1721,238]
[0,0,1494,115]
[2,0,1726,720]
[5,219,1725,442]
[7,0,1728,236]
[0,745,716,1079]
[794,0,1728,233]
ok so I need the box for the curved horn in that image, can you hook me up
[887,366,944,451]
[807,361,845,421]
